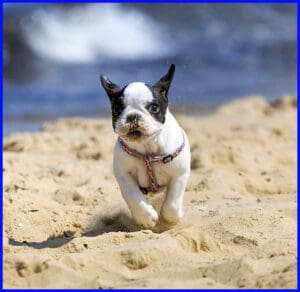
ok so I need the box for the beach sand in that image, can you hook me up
[3,95,297,288]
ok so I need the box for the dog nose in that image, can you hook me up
[126,114,141,124]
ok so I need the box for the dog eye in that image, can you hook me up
[148,104,160,114]
[113,105,123,114]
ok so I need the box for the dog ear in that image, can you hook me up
[152,64,175,98]
[100,75,122,101]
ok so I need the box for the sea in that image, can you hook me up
[3,3,297,136]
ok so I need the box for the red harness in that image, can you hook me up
[118,134,185,194]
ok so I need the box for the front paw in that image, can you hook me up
[132,203,158,229]
[161,204,183,224]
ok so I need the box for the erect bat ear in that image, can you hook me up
[100,75,122,102]
[152,64,175,98]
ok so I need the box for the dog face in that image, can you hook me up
[100,64,175,142]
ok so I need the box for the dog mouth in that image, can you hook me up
[127,130,142,139]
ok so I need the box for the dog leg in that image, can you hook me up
[115,173,158,228]
[161,174,189,223]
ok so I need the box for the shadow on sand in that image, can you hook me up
[8,208,173,249]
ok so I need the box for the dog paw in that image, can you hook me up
[132,203,158,229]
[161,204,183,224]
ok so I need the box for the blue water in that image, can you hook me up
[3,3,297,135]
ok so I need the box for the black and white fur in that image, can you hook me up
[100,64,191,228]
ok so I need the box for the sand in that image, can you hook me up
[3,95,297,288]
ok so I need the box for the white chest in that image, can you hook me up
[130,159,170,189]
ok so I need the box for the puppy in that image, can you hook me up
[100,64,190,228]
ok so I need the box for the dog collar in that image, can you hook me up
[118,133,185,194]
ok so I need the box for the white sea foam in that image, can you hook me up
[23,4,174,63]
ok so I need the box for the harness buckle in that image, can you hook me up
[162,154,174,164]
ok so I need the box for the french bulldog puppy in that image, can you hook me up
[100,64,190,228]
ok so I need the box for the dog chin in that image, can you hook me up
[125,130,143,141]
[119,129,157,142]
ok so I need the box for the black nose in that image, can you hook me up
[126,114,141,124]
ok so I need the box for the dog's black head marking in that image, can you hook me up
[146,64,176,124]
[100,75,122,102]
[145,85,167,124]
[100,75,126,130]
[152,64,175,99]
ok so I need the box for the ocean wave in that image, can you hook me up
[22,4,175,63]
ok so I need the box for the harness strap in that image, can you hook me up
[119,133,185,193]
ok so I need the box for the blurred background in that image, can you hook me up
[3,3,297,136]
